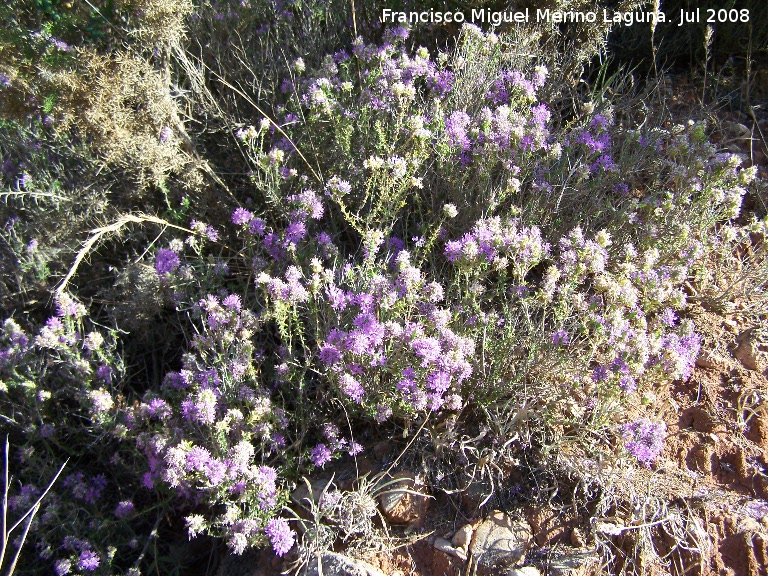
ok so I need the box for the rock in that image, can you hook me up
[695,352,718,369]
[378,471,430,526]
[301,552,387,576]
[217,548,274,576]
[452,524,473,550]
[470,511,532,575]
[734,329,766,371]
[735,337,759,370]
[723,121,752,139]
[570,527,585,548]
[434,537,467,561]
[507,568,541,576]
[547,548,601,576]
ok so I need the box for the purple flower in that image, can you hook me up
[445,111,472,151]
[375,404,392,423]
[592,365,609,383]
[54,559,72,576]
[411,337,441,367]
[155,248,180,276]
[339,373,364,403]
[185,446,211,472]
[319,344,342,365]
[96,365,112,384]
[621,419,666,466]
[115,500,135,518]
[222,294,242,310]
[265,518,295,556]
[310,443,332,467]
[660,308,677,327]
[551,329,569,345]
[78,550,100,572]
[51,38,71,51]
[285,220,307,244]
[159,126,173,143]
[232,207,254,225]
[248,217,266,236]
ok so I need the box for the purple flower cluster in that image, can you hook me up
[485,67,547,105]
[318,259,472,414]
[0,319,30,368]
[445,217,550,280]
[155,248,181,276]
[621,419,666,466]
[265,517,295,556]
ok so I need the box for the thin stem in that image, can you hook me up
[0,436,9,570]
[4,503,38,576]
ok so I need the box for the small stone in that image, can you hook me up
[570,527,585,547]
[301,552,387,576]
[734,330,764,371]
[470,511,532,575]
[695,352,717,369]
[723,121,752,139]
[452,524,473,550]
[507,568,541,576]
[378,471,430,526]
[547,548,601,576]
[434,537,467,561]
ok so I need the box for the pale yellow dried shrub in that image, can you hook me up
[52,50,200,191]
[117,0,194,48]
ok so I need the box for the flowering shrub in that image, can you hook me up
[0,8,763,575]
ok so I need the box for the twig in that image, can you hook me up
[4,503,38,576]
[0,437,8,571]
[56,214,195,295]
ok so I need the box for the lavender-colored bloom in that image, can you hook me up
[310,443,332,467]
[54,559,72,576]
[319,344,342,365]
[155,248,180,276]
[159,126,173,143]
[375,404,392,423]
[205,458,227,486]
[231,207,254,225]
[185,446,211,473]
[592,365,609,383]
[445,111,472,151]
[115,500,135,518]
[621,419,666,466]
[222,294,242,310]
[323,423,340,440]
[249,217,266,236]
[51,38,71,51]
[265,518,295,556]
[229,533,248,555]
[325,284,347,311]
[339,373,364,403]
[619,375,637,394]
[411,337,441,367]
[551,329,569,345]
[78,550,100,572]
[285,220,307,244]
[348,441,364,456]
[660,308,677,327]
